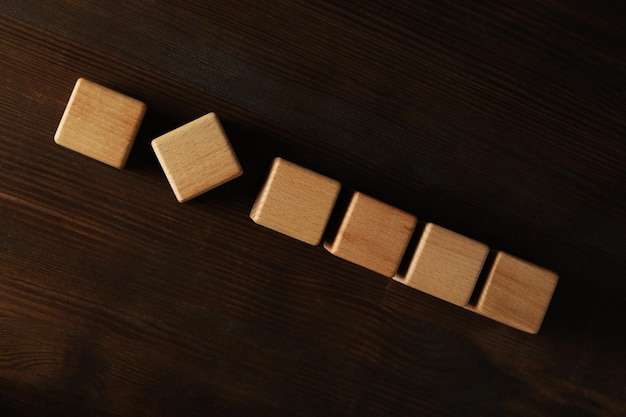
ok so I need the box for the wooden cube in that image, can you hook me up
[473,252,558,334]
[394,223,489,306]
[151,113,243,203]
[250,158,341,245]
[324,192,417,277]
[54,78,147,168]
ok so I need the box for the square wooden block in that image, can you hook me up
[250,158,341,245]
[324,192,417,277]
[473,252,558,334]
[151,113,243,203]
[54,78,147,168]
[394,223,489,306]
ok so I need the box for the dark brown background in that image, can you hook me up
[1,1,625,416]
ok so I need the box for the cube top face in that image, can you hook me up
[325,192,417,277]
[54,78,147,168]
[475,252,558,334]
[151,113,243,203]
[250,158,341,245]
[396,223,489,306]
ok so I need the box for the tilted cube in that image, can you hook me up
[54,78,147,168]
[394,223,489,306]
[324,192,417,277]
[472,252,558,334]
[151,113,243,202]
[250,158,341,245]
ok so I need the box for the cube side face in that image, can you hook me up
[54,78,146,168]
[399,223,489,306]
[250,158,341,245]
[475,252,559,334]
[151,113,243,202]
[325,192,417,277]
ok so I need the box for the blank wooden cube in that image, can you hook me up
[250,158,341,245]
[151,113,243,203]
[54,78,147,168]
[324,192,417,277]
[394,223,489,306]
[473,252,558,334]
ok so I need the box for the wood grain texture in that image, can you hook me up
[395,223,489,307]
[54,78,146,168]
[250,158,341,245]
[152,113,243,202]
[325,192,417,277]
[1,0,626,416]
[472,252,559,334]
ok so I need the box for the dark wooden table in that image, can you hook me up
[1,1,625,416]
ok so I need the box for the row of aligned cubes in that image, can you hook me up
[251,158,559,334]
[53,78,558,334]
